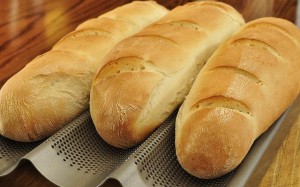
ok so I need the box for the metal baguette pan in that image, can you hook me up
[108,112,234,187]
[24,111,137,187]
[0,94,299,186]
[108,95,299,187]
[0,137,41,176]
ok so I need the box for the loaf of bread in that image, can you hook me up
[0,1,168,142]
[175,17,300,179]
[90,1,245,148]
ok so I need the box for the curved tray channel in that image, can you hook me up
[0,136,41,176]
[108,112,233,187]
[1,94,299,187]
[109,95,299,187]
[24,111,137,187]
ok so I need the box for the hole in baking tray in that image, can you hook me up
[48,111,135,175]
[101,178,122,187]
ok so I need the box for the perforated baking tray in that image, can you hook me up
[0,95,300,187]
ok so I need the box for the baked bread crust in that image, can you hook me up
[175,17,300,179]
[0,1,168,142]
[90,1,244,148]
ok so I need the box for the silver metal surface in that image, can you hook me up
[109,112,234,187]
[24,111,136,187]
[0,95,299,186]
[0,136,41,176]
[109,93,300,187]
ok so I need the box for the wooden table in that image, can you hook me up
[0,0,299,186]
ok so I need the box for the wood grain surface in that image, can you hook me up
[260,117,300,187]
[0,0,299,186]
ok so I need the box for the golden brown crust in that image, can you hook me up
[90,1,244,148]
[176,17,300,179]
[0,1,168,142]
[91,71,164,148]
[176,108,255,179]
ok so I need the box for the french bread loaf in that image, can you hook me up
[175,17,300,179]
[90,1,245,148]
[0,1,168,142]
